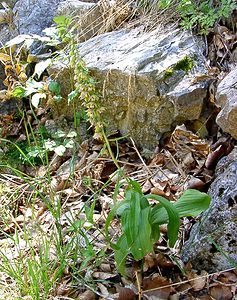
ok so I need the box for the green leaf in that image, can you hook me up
[68,90,78,103]
[12,86,27,98]
[114,235,129,275]
[146,194,180,247]
[49,80,61,95]
[151,222,160,243]
[33,58,52,78]
[174,189,211,217]
[150,189,211,225]
[66,130,77,138]
[105,206,118,249]
[64,140,74,149]
[53,15,67,25]
[44,140,56,151]
[130,206,153,260]
[122,190,141,246]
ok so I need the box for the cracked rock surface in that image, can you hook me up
[181,147,237,272]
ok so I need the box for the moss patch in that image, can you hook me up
[173,56,194,73]
[163,56,194,81]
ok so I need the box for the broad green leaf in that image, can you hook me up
[129,179,143,194]
[151,222,160,243]
[146,194,180,247]
[49,80,61,95]
[130,206,152,260]
[150,189,211,225]
[114,235,129,275]
[116,200,130,216]
[53,15,68,25]
[123,191,141,246]
[174,189,211,216]
[12,86,27,98]
[31,92,46,108]
[33,58,52,78]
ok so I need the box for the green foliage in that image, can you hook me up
[138,0,236,34]
[12,78,49,108]
[177,0,236,34]
[173,55,194,72]
[106,181,211,274]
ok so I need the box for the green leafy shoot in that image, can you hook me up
[107,181,211,274]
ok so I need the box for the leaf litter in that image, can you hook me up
[0,106,236,299]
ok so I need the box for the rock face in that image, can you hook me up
[181,147,237,272]
[49,27,209,148]
[13,0,62,35]
[57,1,102,41]
[0,0,100,44]
[216,68,237,139]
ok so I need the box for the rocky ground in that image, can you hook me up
[0,0,237,299]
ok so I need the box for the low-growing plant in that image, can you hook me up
[106,180,211,274]
[178,0,237,34]
[137,0,236,34]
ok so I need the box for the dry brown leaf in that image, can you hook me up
[118,287,136,300]
[210,283,233,300]
[100,263,112,272]
[185,176,205,191]
[176,282,192,293]
[92,271,117,280]
[97,282,109,298]
[156,253,174,269]
[142,180,153,193]
[205,144,226,169]
[143,253,158,272]
[198,295,213,300]
[0,52,11,62]
[143,275,171,300]
[220,271,237,283]
[62,188,80,198]
[3,215,24,233]
[78,289,96,300]
[188,270,207,291]
[150,187,167,197]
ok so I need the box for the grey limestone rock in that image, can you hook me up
[0,0,100,44]
[181,147,237,272]
[49,27,209,149]
[13,0,62,36]
[216,68,237,140]
[57,1,102,41]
